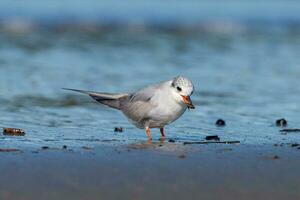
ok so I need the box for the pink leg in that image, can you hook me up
[146,127,152,140]
[160,128,166,138]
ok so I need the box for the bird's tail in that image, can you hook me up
[62,88,129,110]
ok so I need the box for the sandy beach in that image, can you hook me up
[1,141,299,200]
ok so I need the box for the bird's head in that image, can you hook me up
[171,76,195,109]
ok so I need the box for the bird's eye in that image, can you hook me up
[176,86,182,92]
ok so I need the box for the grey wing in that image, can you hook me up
[120,85,159,128]
[129,84,159,102]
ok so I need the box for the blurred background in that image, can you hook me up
[0,0,300,148]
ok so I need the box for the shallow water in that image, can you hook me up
[0,1,300,150]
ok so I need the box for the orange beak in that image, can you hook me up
[181,95,195,109]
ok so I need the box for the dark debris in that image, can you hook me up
[3,128,25,136]
[205,135,220,141]
[114,127,123,132]
[280,129,300,133]
[276,118,287,127]
[0,148,21,152]
[216,119,226,126]
[183,140,240,145]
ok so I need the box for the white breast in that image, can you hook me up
[147,86,187,128]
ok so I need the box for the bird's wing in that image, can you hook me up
[120,84,162,126]
[129,84,159,102]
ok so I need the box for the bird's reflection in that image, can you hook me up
[129,137,167,149]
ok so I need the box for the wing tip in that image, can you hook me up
[62,88,90,94]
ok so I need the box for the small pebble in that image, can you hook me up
[168,139,176,143]
[41,146,49,150]
[276,118,287,127]
[178,154,186,159]
[62,145,67,149]
[290,143,299,147]
[272,155,280,160]
[114,127,123,132]
[205,135,220,141]
[216,119,226,126]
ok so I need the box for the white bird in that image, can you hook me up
[63,76,195,140]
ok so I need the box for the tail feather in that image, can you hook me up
[62,88,128,109]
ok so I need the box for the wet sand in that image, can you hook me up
[0,142,299,200]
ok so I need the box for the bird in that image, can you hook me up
[63,76,195,140]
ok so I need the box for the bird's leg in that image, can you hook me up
[146,127,152,140]
[160,128,166,138]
